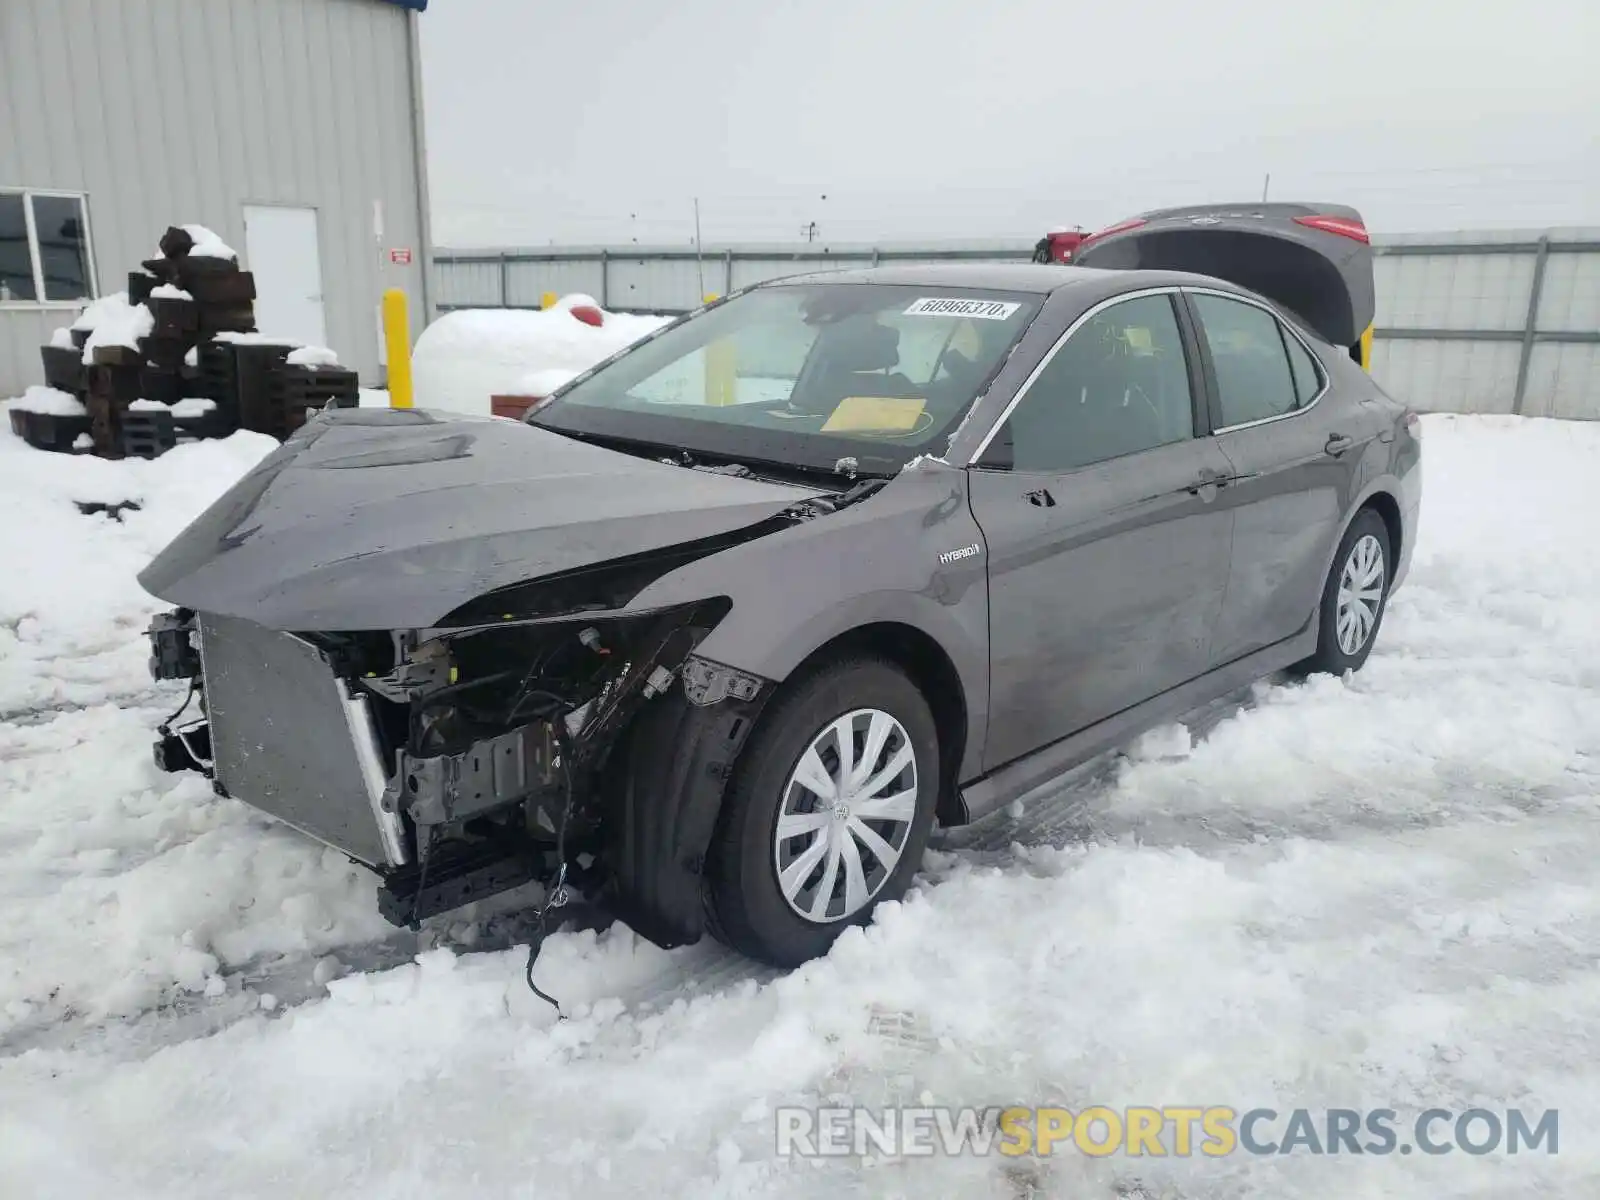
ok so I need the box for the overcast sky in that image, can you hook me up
[420,0,1599,248]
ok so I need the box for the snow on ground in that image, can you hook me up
[411,301,670,416]
[1,414,1598,1198]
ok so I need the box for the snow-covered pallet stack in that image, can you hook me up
[205,338,359,443]
[19,224,358,459]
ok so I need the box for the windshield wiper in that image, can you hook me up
[533,425,694,466]
[529,421,897,484]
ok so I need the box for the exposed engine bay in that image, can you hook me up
[149,590,769,944]
[136,401,903,952]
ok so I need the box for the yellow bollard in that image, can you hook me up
[705,337,737,406]
[1359,324,1374,372]
[700,295,734,404]
[541,292,558,310]
[382,288,413,409]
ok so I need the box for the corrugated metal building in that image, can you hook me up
[0,0,432,395]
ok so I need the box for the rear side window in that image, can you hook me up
[1192,293,1299,427]
[1283,327,1323,407]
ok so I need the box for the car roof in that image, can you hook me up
[761,261,1224,296]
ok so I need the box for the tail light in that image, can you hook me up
[1079,216,1147,247]
[1293,214,1370,243]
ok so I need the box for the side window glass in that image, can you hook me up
[989,294,1194,472]
[1192,293,1299,426]
[1283,326,1323,407]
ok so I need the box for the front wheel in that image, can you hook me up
[705,659,939,967]
[1294,508,1392,676]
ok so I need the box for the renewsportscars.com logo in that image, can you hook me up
[775,1106,1560,1159]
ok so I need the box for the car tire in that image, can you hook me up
[1293,508,1393,677]
[705,659,939,967]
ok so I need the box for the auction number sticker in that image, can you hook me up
[904,297,1021,320]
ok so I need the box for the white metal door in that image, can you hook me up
[242,205,327,347]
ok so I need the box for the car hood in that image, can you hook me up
[139,408,822,630]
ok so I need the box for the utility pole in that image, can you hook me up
[693,198,705,296]
[1262,173,1271,202]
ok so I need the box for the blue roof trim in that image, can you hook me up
[379,0,427,10]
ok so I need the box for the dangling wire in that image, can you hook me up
[157,679,213,775]
[157,678,197,731]
[408,828,437,930]
[523,731,576,1016]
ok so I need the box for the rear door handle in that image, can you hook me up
[1324,433,1354,456]
[1024,487,1056,508]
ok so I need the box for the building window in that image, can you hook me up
[0,190,95,305]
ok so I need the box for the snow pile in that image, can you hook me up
[0,419,396,1039]
[7,385,87,417]
[514,365,581,398]
[285,344,340,368]
[126,397,214,419]
[212,331,300,347]
[48,326,75,350]
[69,293,124,333]
[148,283,192,301]
[0,421,280,719]
[0,416,1598,1198]
[410,300,669,416]
[74,293,154,364]
[176,224,236,261]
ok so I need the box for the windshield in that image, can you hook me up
[528,283,1042,475]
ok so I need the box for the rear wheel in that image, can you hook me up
[1295,508,1392,676]
[705,660,939,966]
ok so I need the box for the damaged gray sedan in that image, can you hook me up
[142,208,1420,967]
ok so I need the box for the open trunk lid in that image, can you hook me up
[1073,202,1375,360]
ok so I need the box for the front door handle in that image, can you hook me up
[1025,487,1056,508]
[1324,433,1354,456]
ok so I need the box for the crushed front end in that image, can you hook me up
[147,595,771,943]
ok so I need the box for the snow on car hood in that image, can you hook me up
[138,408,820,631]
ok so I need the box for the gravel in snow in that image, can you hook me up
[0,413,1597,1198]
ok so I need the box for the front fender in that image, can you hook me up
[627,464,991,782]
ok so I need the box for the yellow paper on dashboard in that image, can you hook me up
[820,396,927,434]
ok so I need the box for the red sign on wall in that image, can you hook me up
[389,247,413,265]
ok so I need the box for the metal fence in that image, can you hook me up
[435,231,1600,420]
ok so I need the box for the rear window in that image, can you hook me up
[1284,328,1323,406]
